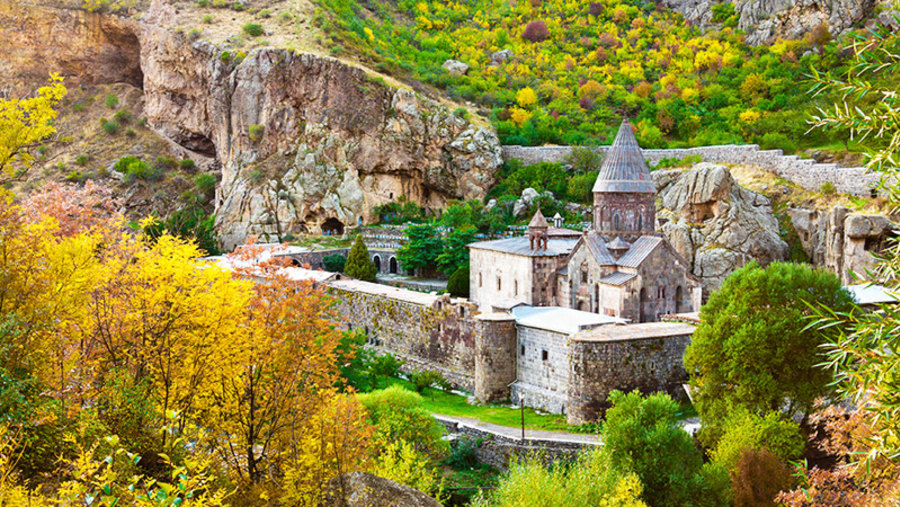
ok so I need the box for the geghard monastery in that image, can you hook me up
[469,119,702,321]
[264,120,702,424]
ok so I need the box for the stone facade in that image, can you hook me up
[567,323,695,425]
[502,144,881,198]
[594,192,656,240]
[285,247,403,275]
[511,326,572,414]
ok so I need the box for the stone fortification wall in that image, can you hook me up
[328,280,479,390]
[474,314,518,402]
[285,248,401,274]
[511,326,571,414]
[567,325,694,425]
[502,144,878,198]
[435,416,595,471]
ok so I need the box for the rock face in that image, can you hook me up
[442,59,469,76]
[655,163,789,293]
[660,0,876,45]
[789,206,898,284]
[321,472,441,507]
[1,0,503,250]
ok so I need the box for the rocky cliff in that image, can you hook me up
[1,0,503,249]
[654,163,789,293]
[661,0,877,45]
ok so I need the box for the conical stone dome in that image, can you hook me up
[592,119,656,194]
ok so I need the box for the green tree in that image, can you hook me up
[446,265,470,297]
[344,234,377,281]
[601,390,731,507]
[397,224,444,275]
[684,262,854,444]
[357,385,448,461]
[436,227,476,275]
[710,408,805,474]
[322,253,346,272]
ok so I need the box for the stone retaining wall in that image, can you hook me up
[502,144,879,197]
[435,416,595,471]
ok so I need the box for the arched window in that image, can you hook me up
[581,263,588,284]
[478,272,483,287]
[676,286,684,313]
[497,277,502,291]
[614,213,621,230]
[373,255,381,272]
[389,257,398,274]
[637,213,642,231]
[514,280,519,296]
[595,284,600,313]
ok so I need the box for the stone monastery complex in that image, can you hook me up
[470,119,702,321]
[229,120,703,424]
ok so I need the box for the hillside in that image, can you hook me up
[312,0,878,153]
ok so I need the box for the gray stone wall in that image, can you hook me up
[567,333,692,425]
[284,248,401,274]
[328,284,478,390]
[502,144,879,197]
[474,313,518,402]
[511,326,571,414]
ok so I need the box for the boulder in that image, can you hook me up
[322,472,441,507]
[655,163,789,294]
[441,59,469,76]
[521,187,540,207]
[490,49,514,65]
[513,198,528,218]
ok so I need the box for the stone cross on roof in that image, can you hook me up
[592,118,656,194]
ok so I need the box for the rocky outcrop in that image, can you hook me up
[1,0,503,250]
[660,0,877,45]
[321,472,441,507]
[655,163,789,293]
[789,206,898,284]
[139,0,502,249]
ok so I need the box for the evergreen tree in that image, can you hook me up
[344,234,377,281]
[446,265,470,297]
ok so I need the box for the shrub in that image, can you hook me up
[73,102,85,112]
[124,128,136,138]
[368,353,406,389]
[447,266,470,297]
[563,146,602,173]
[731,447,794,507]
[65,170,82,182]
[588,2,604,16]
[101,120,120,135]
[114,156,165,182]
[194,173,216,195]
[196,0,208,5]
[323,254,346,272]
[408,370,445,394]
[711,409,805,474]
[522,20,550,42]
[453,107,470,119]
[248,124,264,143]
[201,14,213,23]
[820,181,836,195]
[357,385,449,460]
[248,169,265,184]
[759,132,797,153]
[113,109,131,124]
[154,156,177,170]
[104,93,118,108]
[445,435,479,470]
[187,28,202,41]
[179,158,197,171]
[259,8,271,18]
[75,154,89,166]
[242,22,264,37]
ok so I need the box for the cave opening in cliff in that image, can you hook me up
[119,28,144,90]
[322,218,344,236]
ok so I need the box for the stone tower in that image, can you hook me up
[528,209,549,250]
[592,119,656,239]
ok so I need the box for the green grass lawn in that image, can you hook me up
[378,376,589,433]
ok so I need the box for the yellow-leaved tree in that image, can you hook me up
[0,74,67,184]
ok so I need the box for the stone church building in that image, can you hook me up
[470,119,701,322]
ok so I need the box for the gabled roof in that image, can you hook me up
[469,236,579,257]
[607,236,631,250]
[584,231,617,265]
[593,119,656,194]
[616,236,663,268]
[599,271,637,286]
[529,209,549,228]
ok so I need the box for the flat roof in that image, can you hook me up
[512,306,625,335]
[844,283,898,306]
[203,256,336,283]
[574,321,696,342]
[328,279,442,306]
[469,236,579,257]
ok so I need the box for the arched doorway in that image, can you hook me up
[322,217,344,236]
[675,286,684,313]
[389,257,398,274]
[373,255,381,272]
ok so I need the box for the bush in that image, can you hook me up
[114,156,165,182]
[447,266,470,297]
[104,93,118,108]
[194,173,216,195]
[248,124,265,143]
[368,353,405,389]
[242,22,264,37]
[731,447,794,507]
[759,132,797,153]
[445,435,479,470]
[563,146,602,173]
[711,409,805,474]
[75,155,89,166]
[522,20,550,42]
[201,14,213,23]
[179,158,197,171]
[187,28,202,41]
[113,109,131,124]
[323,254,346,272]
[408,370,446,394]
[101,120,120,135]
[820,181,836,195]
[357,385,449,460]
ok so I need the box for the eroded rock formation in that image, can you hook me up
[1,0,503,250]
[661,0,877,45]
[322,472,441,507]
[654,163,789,293]
[789,206,899,284]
